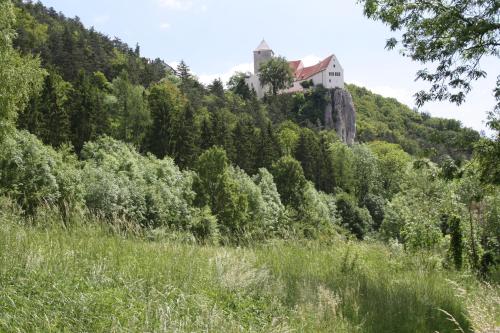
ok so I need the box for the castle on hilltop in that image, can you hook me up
[245,40,345,98]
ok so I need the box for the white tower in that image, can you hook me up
[253,39,274,74]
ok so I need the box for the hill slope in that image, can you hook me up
[12,0,480,163]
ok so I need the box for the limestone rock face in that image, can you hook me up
[324,88,356,145]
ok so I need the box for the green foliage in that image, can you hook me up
[380,165,448,251]
[13,0,172,85]
[253,168,287,234]
[368,141,410,197]
[2,217,491,332]
[294,128,321,186]
[296,85,330,125]
[335,192,373,239]
[18,70,72,147]
[258,56,294,96]
[350,84,480,160]
[474,109,500,185]
[189,206,219,245]
[0,130,83,216]
[448,215,464,270]
[81,136,196,228]
[194,147,285,243]
[328,141,355,193]
[0,0,45,137]
[232,118,257,174]
[297,183,337,237]
[110,71,150,147]
[362,193,385,230]
[276,120,300,155]
[271,155,307,208]
[146,80,185,158]
[70,70,110,152]
[1,0,497,278]
[228,72,253,100]
[359,0,500,107]
[352,144,381,203]
[171,104,200,168]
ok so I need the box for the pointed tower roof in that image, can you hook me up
[255,39,271,51]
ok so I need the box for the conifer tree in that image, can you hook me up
[39,71,72,147]
[173,104,199,168]
[256,122,280,170]
[146,81,184,158]
[200,117,213,151]
[211,109,234,159]
[232,118,256,174]
[317,135,335,193]
[295,128,321,186]
[208,78,224,99]
[70,70,101,152]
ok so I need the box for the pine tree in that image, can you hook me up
[70,70,100,152]
[200,117,213,151]
[174,104,199,168]
[232,119,256,174]
[18,93,44,137]
[256,122,279,170]
[177,60,191,82]
[39,71,71,147]
[208,78,224,99]
[295,128,321,186]
[317,135,335,193]
[211,109,234,159]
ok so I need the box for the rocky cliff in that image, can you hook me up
[324,88,356,145]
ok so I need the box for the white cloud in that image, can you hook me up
[157,0,193,10]
[301,54,323,66]
[196,63,253,86]
[160,22,171,30]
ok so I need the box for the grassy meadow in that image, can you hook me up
[1,210,498,333]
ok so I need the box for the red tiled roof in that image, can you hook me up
[288,55,333,81]
[289,60,302,73]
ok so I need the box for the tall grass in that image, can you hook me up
[0,210,497,332]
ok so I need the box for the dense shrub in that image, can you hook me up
[0,130,83,216]
[194,147,286,243]
[335,192,373,239]
[80,136,197,228]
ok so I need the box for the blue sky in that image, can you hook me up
[37,0,499,133]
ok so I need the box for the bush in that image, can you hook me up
[253,168,288,235]
[297,183,337,238]
[271,155,307,208]
[0,130,83,217]
[335,192,373,239]
[190,206,219,245]
[81,136,196,228]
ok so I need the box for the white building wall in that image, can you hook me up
[309,57,344,89]
[245,74,267,99]
[246,51,345,98]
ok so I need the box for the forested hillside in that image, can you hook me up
[13,0,480,162]
[1,0,499,331]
